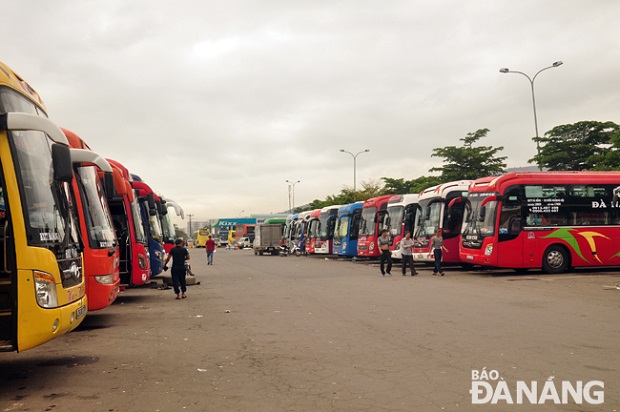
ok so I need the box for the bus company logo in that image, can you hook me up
[470,369,604,405]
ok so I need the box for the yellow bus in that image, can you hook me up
[0,61,87,352]
[192,229,211,248]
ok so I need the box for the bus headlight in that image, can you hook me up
[95,274,114,284]
[342,241,347,250]
[370,242,375,251]
[34,271,59,308]
[138,254,147,270]
[484,243,494,256]
[155,250,164,261]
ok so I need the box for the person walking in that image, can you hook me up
[205,235,216,265]
[430,229,449,276]
[378,229,392,276]
[400,231,417,276]
[163,238,190,299]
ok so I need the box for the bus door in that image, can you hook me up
[496,189,527,268]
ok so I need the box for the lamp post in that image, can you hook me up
[339,149,370,192]
[499,61,563,170]
[285,180,300,213]
[238,210,245,217]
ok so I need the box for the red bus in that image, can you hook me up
[412,180,472,264]
[305,209,321,254]
[64,129,120,311]
[460,171,620,273]
[357,195,392,257]
[106,159,151,286]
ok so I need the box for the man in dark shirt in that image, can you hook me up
[164,238,190,299]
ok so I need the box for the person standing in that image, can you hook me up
[400,232,417,276]
[205,235,216,265]
[378,230,392,276]
[430,229,449,276]
[164,238,190,299]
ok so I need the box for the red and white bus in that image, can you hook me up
[315,205,341,254]
[412,180,472,264]
[387,194,419,260]
[460,171,620,273]
[357,195,392,257]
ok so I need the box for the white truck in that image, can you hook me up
[253,223,283,256]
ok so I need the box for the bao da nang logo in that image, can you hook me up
[470,369,604,405]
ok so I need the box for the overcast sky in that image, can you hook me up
[3,1,620,225]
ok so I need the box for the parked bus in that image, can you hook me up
[357,195,392,257]
[64,128,120,311]
[131,177,165,276]
[315,205,341,254]
[460,171,620,273]
[387,194,419,260]
[333,202,363,257]
[293,210,311,253]
[160,197,184,255]
[106,159,150,287]
[0,61,87,351]
[305,209,322,254]
[192,229,211,248]
[412,180,472,265]
[283,214,298,248]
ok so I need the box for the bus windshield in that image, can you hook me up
[318,212,334,240]
[414,199,442,239]
[359,206,377,236]
[130,198,147,243]
[75,166,116,248]
[462,195,498,239]
[387,205,404,236]
[12,130,77,247]
[334,215,349,242]
[161,212,175,241]
[148,212,163,241]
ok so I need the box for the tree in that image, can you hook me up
[430,128,506,181]
[381,176,443,194]
[531,121,620,170]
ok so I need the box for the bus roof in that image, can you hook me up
[469,171,620,194]
[362,194,392,208]
[419,180,473,200]
[387,193,419,206]
[320,204,341,213]
[338,201,363,213]
[0,61,46,111]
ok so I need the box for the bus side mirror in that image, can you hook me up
[103,172,115,197]
[52,144,73,182]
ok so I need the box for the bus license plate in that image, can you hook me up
[76,305,86,319]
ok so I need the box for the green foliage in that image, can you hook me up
[381,176,442,195]
[430,128,506,181]
[531,121,620,170]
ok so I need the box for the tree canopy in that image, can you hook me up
[429,128,506,181]
[530,121,620,170]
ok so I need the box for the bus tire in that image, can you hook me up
[542,245,569,274]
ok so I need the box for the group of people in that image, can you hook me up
[163,235,218,300]
[378,229,448,277]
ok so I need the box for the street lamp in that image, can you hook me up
[499,61,563,170]
[238,210,245,217]
[339,149,370,192]
[285,180,300,213]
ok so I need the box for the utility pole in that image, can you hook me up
[187,213,194,238]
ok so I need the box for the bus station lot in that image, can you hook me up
[1,249,619,412]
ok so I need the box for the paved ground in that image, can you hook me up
[0,248,619,412]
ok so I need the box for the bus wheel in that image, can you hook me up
[542,246,569,274]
